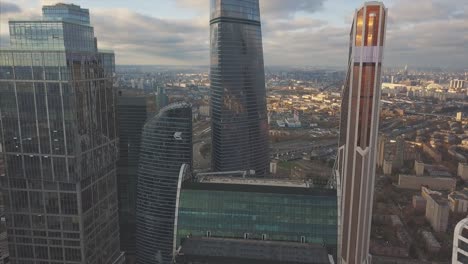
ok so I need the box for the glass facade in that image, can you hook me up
[136,103,192,264]
[116,94,156,259]
[210,0,269,176]
[176,182,337,257]
[0,4,124,264]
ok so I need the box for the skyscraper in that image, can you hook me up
[116,91,157,262]
[210,0,269,176]
[334,2,387,264]
[135,102,192,264]
[0,4,124,264]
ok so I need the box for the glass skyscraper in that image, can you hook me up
[210,0,269,176]
[116,91,157,262]
[334,2,387,264]
[135,103,192,264]
[0,4,124,264]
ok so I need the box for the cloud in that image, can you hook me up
[0,0,466,68]
[0,1,21,14]
[261,0,325,18]
[91,8,209,65]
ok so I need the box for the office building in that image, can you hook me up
[457,112,463,122]
[116,91,157,261]
[135,103,192,264]
[175,171,338,258]
[334,2,387,264]
[210,0,269,176]
[453,218,468,264]
[0,3,124,264]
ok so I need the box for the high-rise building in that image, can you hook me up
[210,0,269,176]
[0,3,124,264]
[334,2,387,264]
[116,91,157,262]
[453,218,468,264]
[135,102,192,264]
[155,86,169,112]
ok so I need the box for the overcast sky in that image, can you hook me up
[0,0,466,69]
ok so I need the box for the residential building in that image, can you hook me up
[422,187,449,233]
[210,0,269,176]
[135,103,192,264]
[334,2,387,264]
[0,4,124,263]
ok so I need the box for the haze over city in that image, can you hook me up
[1,0,466,68]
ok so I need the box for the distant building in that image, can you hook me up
[156,86,169,112]
[199,105,210,117]
[174,237,331,264]
[448,189,468,213]
[415,161,425,176]
[422,187,449,233]
[457,112,463,122]
[450,79,466,89]
[459,163,468,180]
[285,118,302,128]
[453,218,468,264]
[397,174,456,191]
[136,103,192,264]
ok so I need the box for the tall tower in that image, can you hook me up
[116,92,157,261]
[0,3,124,264]
[135,102,192,264]
[210,0,269,176]
[334,2,387,264]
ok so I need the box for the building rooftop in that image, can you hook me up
[183,176,336,196]
[176,237,331,264]
[197,176,311,188]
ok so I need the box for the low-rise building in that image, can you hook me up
[449,189,468,213]
[397,174,456,191]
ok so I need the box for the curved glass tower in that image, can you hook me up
[210,0,269,176]
[135,102,192,264]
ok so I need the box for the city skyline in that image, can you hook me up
[0,0,466,68]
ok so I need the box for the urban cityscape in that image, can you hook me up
[0,1,467,264]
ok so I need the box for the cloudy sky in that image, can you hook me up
[0,0,467,68]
